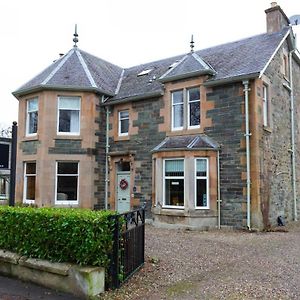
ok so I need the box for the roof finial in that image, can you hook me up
[190,34,194,53]
[73,24,79,47]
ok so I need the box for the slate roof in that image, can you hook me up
[13,48,123,97]
[13,28,290,100]
[152,134,220,152]
[111,28,289,103]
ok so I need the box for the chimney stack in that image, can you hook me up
[265,2,290,33]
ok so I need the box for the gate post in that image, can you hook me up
[109,214,120,289]
[9,121,17,207]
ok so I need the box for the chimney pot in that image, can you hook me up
[271,2,277,8]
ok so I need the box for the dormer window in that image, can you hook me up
[26,98,38,136]
[171,87,200,131]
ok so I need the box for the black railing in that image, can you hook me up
[107,207,145,290]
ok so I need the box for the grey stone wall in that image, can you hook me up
[94,107,106,209]
[205,84,246,227]
[48,139,87,154]
[293,52,300,220]
[21,140,40,155]
[261,43,300,226]
[108,98,165,217]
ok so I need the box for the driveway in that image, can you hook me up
[100,222,300,299]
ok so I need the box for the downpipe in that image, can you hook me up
[102,96,110,210]
[289,50,297,221]
[217,150,221,229]
[243,80,251,230]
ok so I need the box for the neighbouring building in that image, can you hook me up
[13,3,300,229]
[0,137,11,202]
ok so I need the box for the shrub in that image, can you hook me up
[0,206,116,268]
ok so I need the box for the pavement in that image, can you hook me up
[0,275,81,300]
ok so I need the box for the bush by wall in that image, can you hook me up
[0,206,116,268]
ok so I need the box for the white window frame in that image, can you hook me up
[23,162,36,204]
[55,161,79,205]
[0,177,9,200]
[118,110,129,136]
[26,98,38,136]
[195,158,209,209]
[171,90,184,131]
[163,158,185,209]
[263,84,269,127]
[187,87,201,129]
[57,96,81,135]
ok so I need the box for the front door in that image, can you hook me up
[117,172,130,213]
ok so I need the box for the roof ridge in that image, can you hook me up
[159,54,187,80]
[191,52,216,74]
[115,69,125,95]
[41,49,74,85]
[75,49,97,88]
[123,28,289,72]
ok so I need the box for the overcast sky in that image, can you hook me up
[0,0,299,128]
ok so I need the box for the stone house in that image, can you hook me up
[13,3,300,229]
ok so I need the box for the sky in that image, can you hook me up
[0,0,300,128]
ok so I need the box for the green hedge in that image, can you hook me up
[0,206,116,268]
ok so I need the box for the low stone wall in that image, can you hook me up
[0,249,105,298]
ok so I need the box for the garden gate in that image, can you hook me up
[107,207,145,289]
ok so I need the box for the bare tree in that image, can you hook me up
[0,124,12,138]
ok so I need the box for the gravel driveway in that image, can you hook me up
[100,222,300,299]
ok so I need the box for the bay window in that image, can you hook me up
[164,159,184,207]
[24,162,36,203]
[58,96,80,134]
[195,158,209,208]
[56,162,79,204]
[26,98,38,135]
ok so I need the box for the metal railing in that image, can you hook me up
[107,207,145,290]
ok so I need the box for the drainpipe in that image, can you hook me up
[217,150,221,229]
[243,80,251,230]
[102,95,110,210]
[289,49,297,221]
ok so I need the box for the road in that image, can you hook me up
[0,275,81,300]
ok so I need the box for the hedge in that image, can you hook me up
[0,206,116,268]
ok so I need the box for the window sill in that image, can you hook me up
[54,201,79,206]
[168,128,202,137]
[23,200,35,204]
[263,126,272,134]
[23,135,39,141]
[55,136,82,141]
[195,207,210,210]
[115,135,130,142]
[162,205,184,210]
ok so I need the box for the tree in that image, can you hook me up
[0,124,12,138]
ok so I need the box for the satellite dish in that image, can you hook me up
[290,15,300,26]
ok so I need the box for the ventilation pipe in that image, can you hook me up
[289,50,297,221]
[102,95,110,210]
[243,80,251,230]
